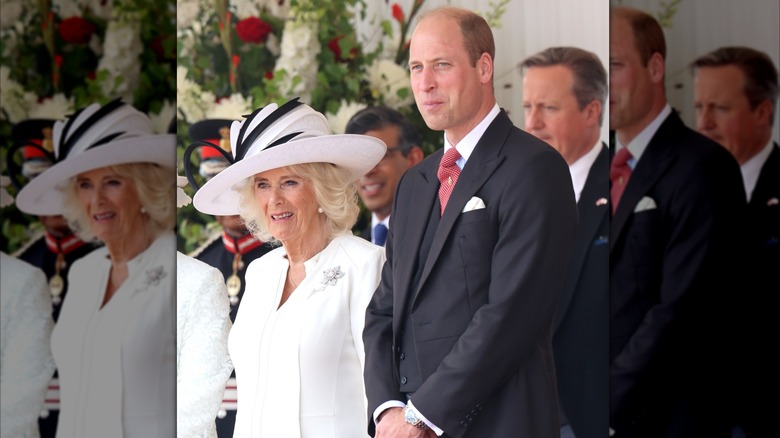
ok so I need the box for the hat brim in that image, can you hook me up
[193,134,386,215]
[15,135,177,215]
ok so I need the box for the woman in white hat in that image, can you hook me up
[15,99,177,437]
[175,175,234,438]
[187,98,387,438]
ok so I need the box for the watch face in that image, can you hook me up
[404,407,417,424]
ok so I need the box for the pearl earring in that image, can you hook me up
[141,207,147,214]
[317,207,324,213]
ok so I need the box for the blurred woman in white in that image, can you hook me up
[176,175,233,438]
[15,100,176,437]
[1,175,55,438]
[188,98,386,437]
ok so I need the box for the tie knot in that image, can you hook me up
[441,147,462,168]
[373,223,388,246]
[613,147,633,167]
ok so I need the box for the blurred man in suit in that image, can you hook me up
[521,46,609,438]
[346,106,423,246]
[692,46,778,436]
[609,7,746,437]
[363,6,577,437]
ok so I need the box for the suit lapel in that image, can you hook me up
[553,144,609,330]
[413,112,511,302]
[610,113,681,251]
[393,155,439,333]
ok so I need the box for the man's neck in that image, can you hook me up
[617,98,666,146]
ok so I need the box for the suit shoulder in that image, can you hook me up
[188,231,222,259]
[11,232,46,258]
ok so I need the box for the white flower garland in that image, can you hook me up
[97,11,143,104]
[274,11,320,104]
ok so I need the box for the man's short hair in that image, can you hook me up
[418,6,495,68]
[691,46,778,124]
[345,106,421,155]
[520,47,608,125]
[612,6,666,65]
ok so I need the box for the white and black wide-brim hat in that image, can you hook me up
[13,99,177,215]
[187,98,386,216]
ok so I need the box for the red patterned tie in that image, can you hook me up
[438,147,462,215]
[610,147,633,215]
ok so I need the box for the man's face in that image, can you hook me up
[694,65,769,163]
[38,215,72,238]
[356,125,417,221]
[523,65,597,164]
[609,17,656,137]
[409,15,489,145]
[216,215,248,237]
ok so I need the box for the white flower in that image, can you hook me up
[98,14,143,104]
[148,100,176,134]
[275,16,320,103]
[27,94,74,120]
[176,0,201,31]
[176,175,192,208]
[326,100,367,134]
[366,58,414,109]
[233,0,260,19]
[266,33,280,57]
[177,66,216,123]
[0,0,23,30]
[0,65,36,123]
[0,175,14,209]
[205,93,253,120]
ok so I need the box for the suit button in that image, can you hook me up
[460,420,468,427]
[400,353,405,360]
[401,376,407,384]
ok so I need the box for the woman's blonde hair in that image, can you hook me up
[238,162,359,243]
[60,163,176,242]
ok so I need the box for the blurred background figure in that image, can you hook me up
[184,118,274,437]
[14,99,177,437]
[1,174,56,438]
[345,106,423,246]
[175,175,233,438]
[691,46,779,437]
[609,7,746,437]
[520,46,609,438]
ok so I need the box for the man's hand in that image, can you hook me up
[375,407,436,438]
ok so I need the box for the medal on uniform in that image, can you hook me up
[50,253,65,304]
[227,252,243,305]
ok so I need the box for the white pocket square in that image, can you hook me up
[462,196,486,213]
[634,196,657,212]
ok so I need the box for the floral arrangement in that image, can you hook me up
[175,0,437,253]
[0,0,176,253]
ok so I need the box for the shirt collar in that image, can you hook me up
[442,103,501,169]
[569,140,603,203]
[616,104,672,168]
[741,140,775,202]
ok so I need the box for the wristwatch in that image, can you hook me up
[404,404,429,430]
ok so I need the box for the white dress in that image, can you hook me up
[0,252,55,438]
[229,234,385,438]
[176,252,233,438]
[51,232,176,438]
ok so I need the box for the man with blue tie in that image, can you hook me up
[346,106,424,246]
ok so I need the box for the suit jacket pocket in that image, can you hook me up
[458,207,489,225]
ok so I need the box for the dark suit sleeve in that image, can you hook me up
[363,177,406,436]
[411,147,577,435]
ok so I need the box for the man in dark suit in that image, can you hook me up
[346,106,423,246]
[692,46,778,437]
[363,6,578,437]
[609,7,746,437]
[185,118,273,437]
[520,46,609,438]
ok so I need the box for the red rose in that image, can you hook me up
[58,16,96,45]
[236,16,272,44]
[328,35,358,62]
[392,4,405,23]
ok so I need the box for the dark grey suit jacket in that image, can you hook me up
[553,144,609,438]
[363,110,578,437]
[609,111,746,436]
